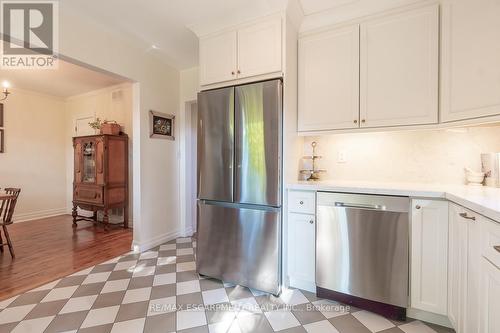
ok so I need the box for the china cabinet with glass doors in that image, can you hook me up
[72,134,129,230]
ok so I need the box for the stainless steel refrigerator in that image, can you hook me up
[196,79,282,295]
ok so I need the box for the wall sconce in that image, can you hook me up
[1,81,11,101]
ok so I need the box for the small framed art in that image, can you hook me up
[149,110,175,140]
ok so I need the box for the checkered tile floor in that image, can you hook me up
[0,237,455,333]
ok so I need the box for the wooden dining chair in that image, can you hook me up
[0,188,21,258]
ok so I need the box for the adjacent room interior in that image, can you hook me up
[0,59,134,299]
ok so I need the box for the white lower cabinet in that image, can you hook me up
[479,217,500,333]
[287,190,316,292]
[448,203,482,333]
[285,190,500,331]
[288,213,316,289]
[447,203,468,331]
[410,199,449,315]
[479,258,500,333]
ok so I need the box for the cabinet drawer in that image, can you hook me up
[288,190,315,214]
[74,185,103,205]
[480,217,500,268]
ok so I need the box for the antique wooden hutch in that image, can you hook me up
[72,134,128,230]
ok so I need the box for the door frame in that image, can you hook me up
[179,100,198,237]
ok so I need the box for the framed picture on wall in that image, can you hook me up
[0,103,3,127]
[149,110,175,140]
[0,129,4,153]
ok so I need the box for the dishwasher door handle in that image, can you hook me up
[334,202,386,211]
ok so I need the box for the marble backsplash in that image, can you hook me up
[302,125,500,185]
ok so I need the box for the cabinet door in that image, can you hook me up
[81,139,97,184]
[448,204,469,332]
[288,213,316,286]
[199,30,237,86]
[298,25,360,132]
[237,17,282,79]
[360,4,439,128]
[466,211,481,333]
[74,140,83,184]
[441,0,500,122]
[410,199,448,315]
[479,258,500,333]
[95,137,105,185]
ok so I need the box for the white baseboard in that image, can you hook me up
[133,229,182,252]
[13,208,67,223]
[407,308,453,328]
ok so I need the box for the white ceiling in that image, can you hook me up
[0,60,127,98]
[61,0,289,70]
[60,0,416,70]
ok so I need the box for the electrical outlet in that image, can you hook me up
[338,150,347,163]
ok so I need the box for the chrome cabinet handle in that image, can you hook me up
[459,212,476,221]
[415,205,421,210]
[494,245,500,253]
[309,220,314,224]
[299,201,304,205]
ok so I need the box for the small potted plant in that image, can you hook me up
[89,118,121,135]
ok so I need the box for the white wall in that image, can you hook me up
[0,89,67,221]
[65,84,134,220]
[302,126,500,185]
[59,4,181,250]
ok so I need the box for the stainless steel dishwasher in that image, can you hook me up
[316,192,409,320]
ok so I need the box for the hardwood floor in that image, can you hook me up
[0,214,132,301]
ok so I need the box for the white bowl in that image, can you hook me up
[467,174,485,183]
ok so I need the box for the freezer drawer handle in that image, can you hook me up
[334,202,386,211]
[459,212,476,221]
[494,245,500,253]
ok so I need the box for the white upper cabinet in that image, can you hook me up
[238,18,282,79]
[199,31,238,86]
[410,199,448,316]
[441,0,500,122]
[297,4,439,133]
[298,24,360,132]
[199,17,282,86]
[360,4,439,128]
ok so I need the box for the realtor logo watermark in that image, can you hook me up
[1,1,58,69]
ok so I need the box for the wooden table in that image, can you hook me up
[0,192,15,200]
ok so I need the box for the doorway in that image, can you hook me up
[0,58,134,299]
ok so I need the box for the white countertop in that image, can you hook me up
[288,180,500,223]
